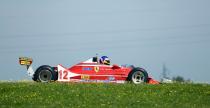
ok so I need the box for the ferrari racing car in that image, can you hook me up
[19,56,159,84]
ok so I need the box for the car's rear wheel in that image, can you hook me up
[127,68,148,84]
[39,69,52,82]
[33,65,57,82]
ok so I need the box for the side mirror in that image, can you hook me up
[112,64,121,69]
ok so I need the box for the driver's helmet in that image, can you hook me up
[99,56,110,65]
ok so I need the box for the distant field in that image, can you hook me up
[0,82,210,108]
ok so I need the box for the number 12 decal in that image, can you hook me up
[59,70,69,80]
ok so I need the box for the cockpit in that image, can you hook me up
[82,57,98,63]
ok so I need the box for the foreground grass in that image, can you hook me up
[0,82,210,108]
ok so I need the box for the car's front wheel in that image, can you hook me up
[127,68,148,84]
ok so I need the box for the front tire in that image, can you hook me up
[127,68,148,84]
[33,65,57,82]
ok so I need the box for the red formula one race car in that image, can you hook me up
[19,56,159,84]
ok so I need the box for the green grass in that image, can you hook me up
[0,82,210,108]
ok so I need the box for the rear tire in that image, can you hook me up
[33,65,57,82]
[127,68,148,84]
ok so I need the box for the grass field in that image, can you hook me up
[0,82,210,108]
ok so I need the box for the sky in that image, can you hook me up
[0,0,210,83]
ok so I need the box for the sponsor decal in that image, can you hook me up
[81,75,90,80]
[94,66,100,72]
[82,67,92,71]
[108,76,115,81]
[79,79,125,84]
[116,80,125,83]
[80,80,110,83]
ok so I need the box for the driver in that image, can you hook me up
[99,56,110,65]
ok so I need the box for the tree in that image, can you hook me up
[172,76,185,82]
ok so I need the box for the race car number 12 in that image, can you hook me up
[59,70,68,80]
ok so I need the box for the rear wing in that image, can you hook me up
[19,57,34,77]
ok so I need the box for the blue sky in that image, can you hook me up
[0,0,210,83]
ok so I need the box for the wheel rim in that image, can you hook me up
[39,70,52,82]
[132,71,145,84]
